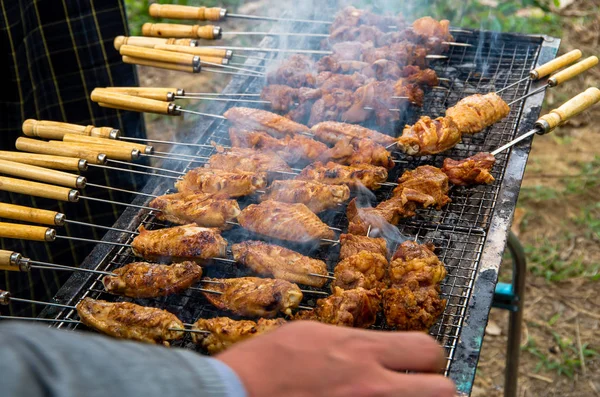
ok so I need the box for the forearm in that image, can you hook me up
[0,322,246,397]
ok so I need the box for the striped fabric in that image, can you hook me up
[0,0,147,315]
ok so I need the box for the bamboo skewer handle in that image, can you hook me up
[0,250,26,272]
[0,158,85,189]
[102,87,181,102]
[0,152,87,171]
[16,138,106,165]
[531,49,582,79]
[0,222,55,242]
[63,134,152,155]
[154,44,230,59]
[113,36,196,51]
[91,89,178,115]
[536,87,600,133]
[49,141,139,162]
[548,56,599,87]
[122,56,200,73]
[22,119,118,140]
[149,4,225,21]
[0,176,78,202]
[0,202,63,226]
[119,45,199,66]
[142,23,221,40]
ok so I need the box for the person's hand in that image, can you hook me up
[217,320,455,397]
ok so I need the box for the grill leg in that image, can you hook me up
[503,231,526,397]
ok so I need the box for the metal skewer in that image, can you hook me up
[0,250,116,276]
[199,274,330,295]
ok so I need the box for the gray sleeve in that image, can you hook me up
[0,322,247,397]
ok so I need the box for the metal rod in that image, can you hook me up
[189,287,223,295]
[229,61,266,69]
[495,76,530,94]
[184,92,261,97]
[27,259,115,276]
[89,163,181,180]
[203,67,264,77]
[155,151,210,161]
[203,46,333,55]
[55,235,132,248]
[221,31,329,38]
[64,219,138,235]
[491,128,539,156]
[297,305,313,310]
[141,153,210,164]
[86,183,159,199]
[200,60,265,76]
[309,272,336,280]
[176,96,271,104]
[226,13,333,25]
[10,296,74,310]
[506,85,548,106]
[169,327,210,334]
[0,316,81,324]
[177,107,227,119]
[231,54,271,62]
[119,136,212,151]
[78,195,155,211]
[106,159,185,175]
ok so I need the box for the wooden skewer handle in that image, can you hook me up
[0,176,78,202]
[122,55,200,73]
[63,134,151,155]
[0,152,87,171]
[16,137,106,165]
[154,44,230,59]
[49,141,138,162]
[548,56,599,87]
[113,36,196,50]
[531,49,582,79]
[0,202,62,226]
[91,89,176,115]
[101,87,181,101]
[0,158,85,189]
[22,119,118,140]
[119,45,199,66]
[142,23,221,40]
[148,4,225,21]
[0,250,25,272]
[536,87,600,133]
[0,222,55,242]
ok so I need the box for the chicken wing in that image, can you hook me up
[223,107,310,138]
[311,121,397,146]
[102,261,203,298]
[332,252,388,291]
[296,161,388,190]
[346,196,418,235]
[208,146,292,174]
[339,233,388,259]
[149,192,241,229]
[393,165,450,210]
[192,317,286,354]
[131,224,228,263]
[445,92,510,134]
[76,297,184,346]
[232,241,329,288]
[295,286,381,328]
[175,167,267,198]
[260,180,350,213]
[397,116,461,156]
[237,200,335,243]
[201,277,303,317]
[323,138,395,169]
[441,152,496,186]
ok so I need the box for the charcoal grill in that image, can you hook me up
[40,13,559,396]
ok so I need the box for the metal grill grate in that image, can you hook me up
[43,27,558,394]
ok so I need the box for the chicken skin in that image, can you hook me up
[260,180,350,213]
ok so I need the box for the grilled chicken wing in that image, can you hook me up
[382,282,446,331]
[208,146,292,173]
[441,152,496,186]
[393,165,450,210]
[223,107,310,138]
[397,116,461,156]
[232,241,329,288]
[346,196,418,235]
[175,167,267,198]
[76,298,184,346]
[192,317,286,354]
[389,241,447,287]
[445,92,510,134]
[266,54,317,88]
[323,138,395,169]
[102,261,203,298]
[260,180,350,213]
[237,200,335,243]
[295,286,381,328]
[311,121,397,146]
[339,233,388,259]
[131,224,228,263]
[297,161,388,190]
[149,192,241,229]
[201,277,303,317]
[332,252,388,291]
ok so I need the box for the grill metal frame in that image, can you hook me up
[41,26,559,396]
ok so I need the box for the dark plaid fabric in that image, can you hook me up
[0,0,147,315]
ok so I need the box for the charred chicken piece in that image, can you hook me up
[311,121,397,147]
[346,196,418,235]
[339,233,388,260]
[445,93,510,134]
[393,165,451,210]
[442,152,496,186]
[237,200,335,243]
[260,85,300,112]
[231,241,329,288]
[260,180,350,214]
[201,277,303,318]
[330,6,402,32]
[297,161,388,190]
[361,42,429,68]
[131,224,228,263]
[382,281,446,331]
[397,116,461,156]
[76,297,184,346]
[308,88,358,126]
[208,146,292,174]
[295,286,381,328]
[223,107,310,138]
[266,54,317,88]
[192,317,286,354]
[389,241,447,287]
[175,167,267,198]
[322,138,395,170]
[102,261,203,298]
[332,251,389,291]
[149,192,240,229]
